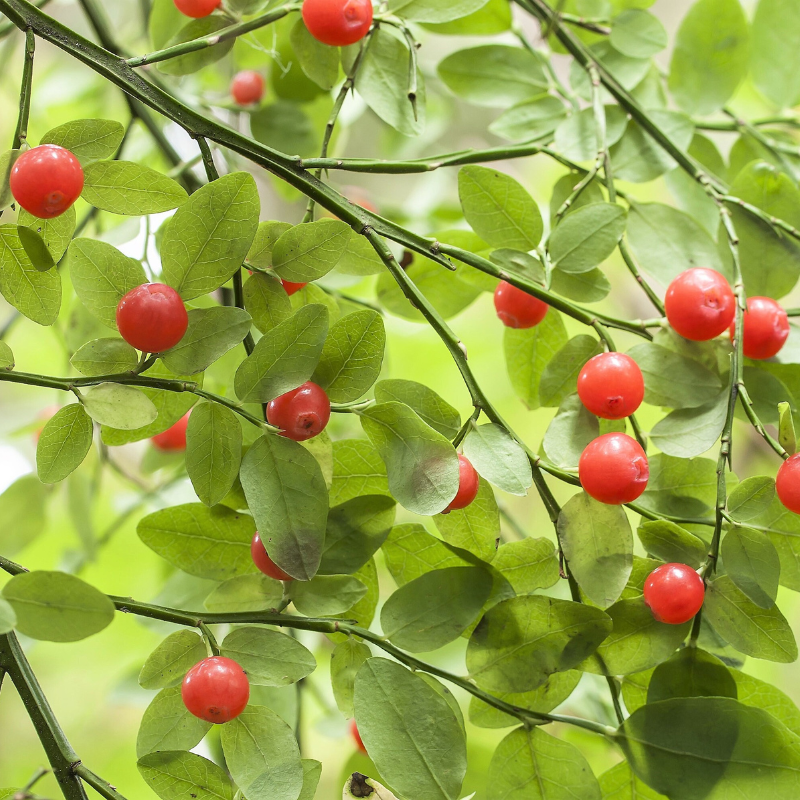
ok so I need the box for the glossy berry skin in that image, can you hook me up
[267,381,331,441]
[731,296,789,360]
[665,268,735,342]
[493,281,548,329]
[643,563,705,625]
[231,71,265,106]
[577,352,644,420]
[152,413,190,452]
[173,0,220,17]
[251,531,293,581]
[776,454,800,514]
[351,719,366,754]
[302,0,373,47]
[579,433,649,505]
[181,656,250,723]
[443,455,480,514]
[10,145,84,219]
[281,279,307,296]
[116,283,188,353]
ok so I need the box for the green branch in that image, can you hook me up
[12,27,35,149]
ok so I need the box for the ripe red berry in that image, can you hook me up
[443,455,480,514]
[731,296,789,360]
[577,352,644,420]
[493,281,548,329]
[643,563,705,625]
[231,71,265,106]
[351,719,366,754]
[266,381,331,441]
[116,283,188,353]
[302,0,373,47]
[251,531,293,581]
[181,656,250,723]
[664,268,735,342]
[173,0,220,17]
[579,433,649,505]
[151,413,190,452]
[10,145,84,219]
[281,279,307,296]
[776,454,800,514]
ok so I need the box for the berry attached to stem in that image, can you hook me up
[151,413,190,452]
[776,453,800,514]
[579,433,649,505]
[173,0,221,17]
[116,283,188,353]
[10,145,84,219]
[493,281,548,329]
[664,268,735,342]
[267,381,331,441]
[302,0,373,47]
[251,531,293,581]
[643,563,705,625]
[443,454,480,513]
[731,296,789,360]
[231,71,265,106]
[181,656,250,723]
[577,352,644,420]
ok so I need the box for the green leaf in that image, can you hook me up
[422,0,510,33]
[0,149,20,209]
[638,453,717,520]
[388,0,488,22]
[598,761,667,800]
[2,570,114,642]
[462,423,532,496]
[312,310,385,403]
[247,221,292,269]
[438,44,547,107]
[162,173,260,301]
[728,476,776,522]
[489,95,569,142]
[374,379,461,439]
[18,206,76,264]
[138,750,235,800]
[492,538,560,595]
[361,401,460,516]
[330,438,391,506]
[244,272,293,334]
[780,401,797,455]
[70,338,138,376]
[383,523,470,587]
[0,224,61,325]
[752,0,800,109]
[289,18,338,90]
[734,669,800,736]
[337,230,386,276]
[569,40,650,101]
[610,9,667,57]
[139,630,207,690]
[649,393,729,458]
[331,639,371,717]
[290,574,367,616]
[722,526,781,609]
[67,238,147,329]
[240,434,328,581]
[704,575,797,662]
[221,627,315,686]
[355,29,426,136]
[543,394,599,469]
[204,574,283,613]
[272,219,352,283]
[554,106,629,162]
[82,383,158,429]
[486,726,602,800]
[0,475,48,555]
[17,225,55,272]
[0,599,16,635]
[0,340,13,370]
[157,16,235,75]
[136,686,211,758]
[138,503,256,581]
[234,304,328,403]
[354,658,466,800]
[458,165,543,251]
[320,495,396,576]
[539,334,602,408]
[162,307,251,375]
[558,492,633,608]
[36,403,93,484]
[637,520,706,568]
[647,647,737,706]
[82,161,187,216]
[467,595,612,693]
[381,566,493,652]
[548,203,627,274]
[186,402,242,507]
[40,118,125,165]
[298,760,321,800]
[668,0,750,115]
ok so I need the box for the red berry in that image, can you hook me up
[173,0,220,17]
[351,719,366,754]
[182,656,249,723]
[302,0,373,47]
[116,283,188,353]
[266,382,331,441]
[151,413,190,452]
[493,281,548,329]
[10,145,84,219]
[579,433,649,505]
[231,71,265,106]
[665,268,735,342]
[776,454,800,514]
[251,532,293,581]
[281,279,307,296]
[731,296,789,360]
[443,455,480,514]
[577,352,644,420]
[643,563,705,625]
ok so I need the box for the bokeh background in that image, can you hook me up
[0,0,795,796]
